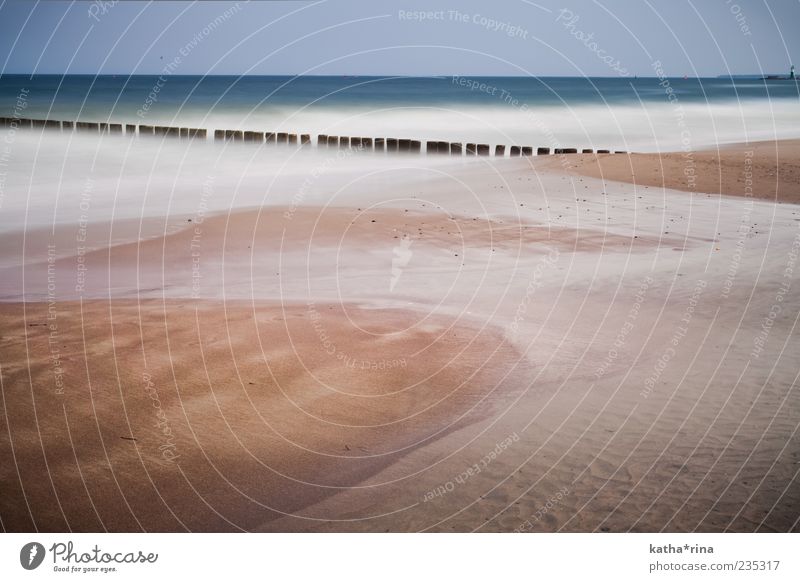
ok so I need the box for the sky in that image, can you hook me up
[0,0,797,77]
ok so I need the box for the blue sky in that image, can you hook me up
[0,0,797,76]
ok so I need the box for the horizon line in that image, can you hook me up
[0,72,773,79]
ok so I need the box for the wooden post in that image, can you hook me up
[301,134,311,145]
[477,144,490,156]
[361,137,373,151]
[374,138,385,152]
[509,146,521,156]
[450,142,462,155]
[426,141,438,154]
[243,131,261,142]
[351,137,362,149]
[277,132,288,144]
[327,135,338,147]
[339,136,349,149]
[44,120,60,129]
[495,145,505,157]
[265,132,276,143]
[214,129,225,140]
[63,121,74,131]
[318,134,327,147]
[386,138,398,152]
[288,134,298,145]
[466,143,477,156]
[398,138,410,152]
[126,124,136,135]
[537,147,550,155]
[139,125,153,136]
[180,128,189,138]
[410,140,421,153]
[597,149,610,154]
[582,148,593,154]
[521,147,533,156]
[614,150,627,154]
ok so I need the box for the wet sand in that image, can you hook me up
[1,140,799,532]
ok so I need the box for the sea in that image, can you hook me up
[1,74,798,152]
[0,74,797,235]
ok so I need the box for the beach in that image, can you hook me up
[547,139,800,203]
[1,132,798,532]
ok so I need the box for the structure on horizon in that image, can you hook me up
[764,64,795,81]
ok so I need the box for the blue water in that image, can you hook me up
[1,74,798,113]
[1,75,798,150]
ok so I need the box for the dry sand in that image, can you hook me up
[544,139,800,203]
[0,299,533,531]
[1,140,799,532]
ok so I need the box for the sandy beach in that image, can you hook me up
[546,140,800,203]
[1,138,799,533]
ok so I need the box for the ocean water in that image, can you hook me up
[1,75,798,238]
[1,75,798,152]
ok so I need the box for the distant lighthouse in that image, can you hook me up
[791,65,796,80]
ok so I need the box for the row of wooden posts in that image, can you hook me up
[0,117,625,156]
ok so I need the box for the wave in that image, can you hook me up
[118,99,800,153]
